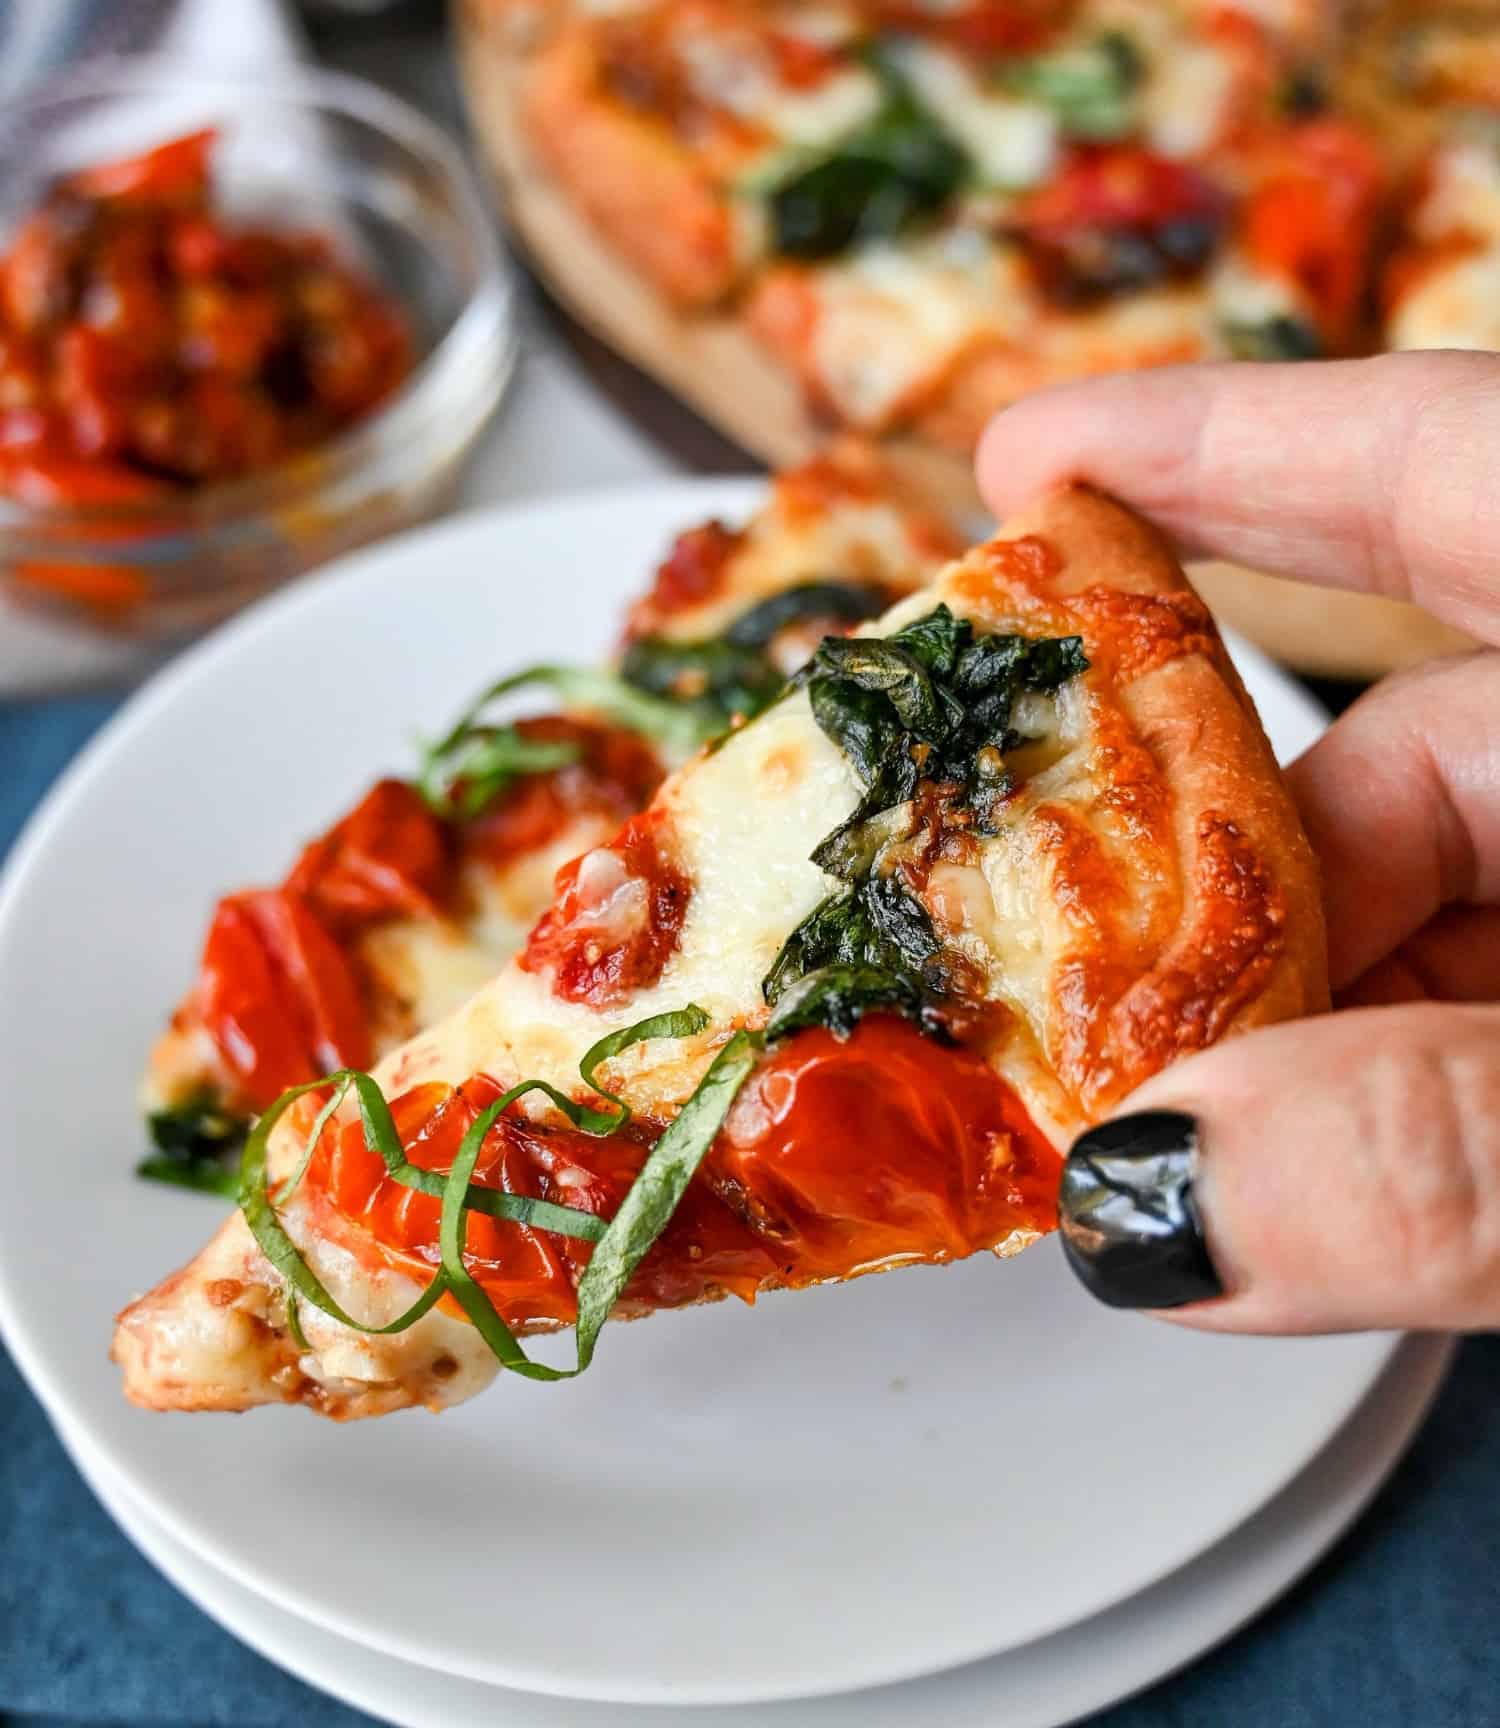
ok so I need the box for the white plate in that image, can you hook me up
[0,480,1393,1706]
[62,1334,1454,1728]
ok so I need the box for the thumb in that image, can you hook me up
[1057,1003,1500,1333]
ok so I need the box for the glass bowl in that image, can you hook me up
[0,58,514,646]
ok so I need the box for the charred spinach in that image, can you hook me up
[762,604,1088,1040]
[621,579,888,733]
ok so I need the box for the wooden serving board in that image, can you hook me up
[456,9,1473,680]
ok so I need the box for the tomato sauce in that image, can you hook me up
[519,810,690,1006]
[0,127,411,508]
[308,1015,1062,1326]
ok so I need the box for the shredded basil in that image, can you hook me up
[571,1030,758,1371]
[237,1004,758,1378]
[286,1291,310,1352]
[239,1082,456,1339]
[1004,32,1143,141]
[763,605,1088,1041]
[420,665,711,818]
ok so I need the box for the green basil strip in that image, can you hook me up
[286,1291,310,1352]
[238,1005,726,1371]
[273,1076,353,1206]
[239,1081,453,1337]
[421,730,582,821]
[425,664,710,778]
[437,1090,573,1382]
[437,1029,759,1381]
[342,1069,604,1234]
[572,1030,759,1373]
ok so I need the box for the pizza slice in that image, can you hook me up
[137,447,957,1195]
[114,486,1326,1419]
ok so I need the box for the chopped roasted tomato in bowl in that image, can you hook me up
[0,61,512,639]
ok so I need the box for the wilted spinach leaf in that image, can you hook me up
[138,1091,249,1199]
[762,604,1088,1043]
[767,50,970,258]
[623,579,889,734]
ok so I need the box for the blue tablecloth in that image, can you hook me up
[2,692,1498,1728]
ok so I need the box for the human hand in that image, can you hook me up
[977,350,1500,1332]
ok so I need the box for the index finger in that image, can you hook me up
[974,351,1500,647]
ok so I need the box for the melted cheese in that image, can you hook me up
[891,40,1058,190]
[1411,137,1500,245]
[1389,245,1500,352]
[1210,254,1304,332]
[763,69,882,148]
[1142,39,1236,159]
[386,694,858,1117]
[810,233,1032,428]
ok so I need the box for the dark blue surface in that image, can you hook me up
[2,694,1498,1728]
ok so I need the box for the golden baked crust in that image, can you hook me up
[941,486,1327,1117]
[521,16,748,307]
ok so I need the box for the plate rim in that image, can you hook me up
[0,477,1373,1706]
[60,1336,1455,1728]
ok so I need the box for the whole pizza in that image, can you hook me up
[467,0,1500,452]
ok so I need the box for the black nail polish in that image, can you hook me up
[1058,1110,1223,1310]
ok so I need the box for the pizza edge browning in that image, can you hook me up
[994,485,1328,1092]
[112,486,1327,1421]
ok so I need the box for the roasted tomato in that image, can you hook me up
[0,126,412,526]
[1013,146,1230,305]
[459,717,664,869]
[197,890,372,1111]
[317,1075,775,1325]
[623,519,744,640]
[713,1016,1060,1276]
[286,780,453,932]
[520,811,691,1006]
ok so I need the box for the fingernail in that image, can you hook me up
[1058,1110,1223,1310]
